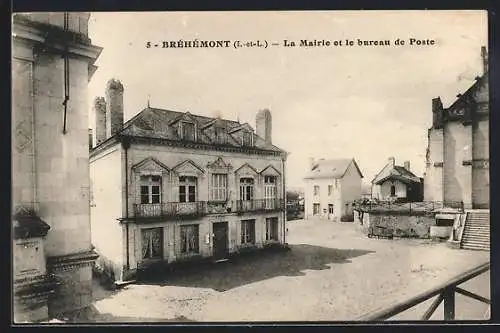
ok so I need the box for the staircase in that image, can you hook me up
[461,211,490,251]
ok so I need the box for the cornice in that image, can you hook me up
[12,16,102,62]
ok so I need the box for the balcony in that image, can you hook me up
[133,202,206,219]
[233,199,284,214]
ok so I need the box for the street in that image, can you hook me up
[89,218,490,322]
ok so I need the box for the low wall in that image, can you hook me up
[354,210,435,238]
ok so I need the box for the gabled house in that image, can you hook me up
[89,80,288,283]
[303,158,363,222]
[371,157,423,202]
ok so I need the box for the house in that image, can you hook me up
[303,158,363,221]
[371,157,423,202]
[12,13,102,321]
[89,82,288,283]
[424,47,489,210]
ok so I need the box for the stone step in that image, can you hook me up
[462,234,489,240]
[464,224,490,227]
[463,231,490,235]
[463,228,490,232]
[462,240,490,247]
[462,240,490,246]
[462,244,490,250]
[462,236,490,243]
[461,245,490,251]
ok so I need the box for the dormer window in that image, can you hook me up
[242,131,253,147]
[180,121,196,141]
[214,126,226,144]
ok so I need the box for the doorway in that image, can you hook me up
[212,222,228,260]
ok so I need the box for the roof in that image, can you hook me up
[304,158,363,179]
[446,73,487,113]
[106,107,285,153]
[13,212,51,239]
[373,164,421,185]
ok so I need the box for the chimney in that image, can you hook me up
[88,128,93,149]
[105,79,124,138]
[256,109,272,145]
[432,97,444,128]
[388,157,395,166]
[93,96,106,145]
[481,46,488,75]
[404,161,410,171]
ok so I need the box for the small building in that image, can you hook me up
[371,157,423,202]
[304,158,363,221]
[89,83,288,282]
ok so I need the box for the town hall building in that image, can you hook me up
[89,80,288,283]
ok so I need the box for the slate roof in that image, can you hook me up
[114,107,284,153]
[304,158,363,179]
[373,164,421,185]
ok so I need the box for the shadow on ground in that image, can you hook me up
[48,305,196,323]
[139,244,374,292]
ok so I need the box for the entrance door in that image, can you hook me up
[212,222,228,260]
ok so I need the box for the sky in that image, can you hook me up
[87,11,487,189]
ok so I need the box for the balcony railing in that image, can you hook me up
[358,262,490,321]
[353,200,468,214]
[133,199,284,219]
[233,199,285,213]
[134,202,206,218]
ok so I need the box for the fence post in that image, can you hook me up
[443,286,455,320]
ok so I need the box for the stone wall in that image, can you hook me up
[355,211,435,238]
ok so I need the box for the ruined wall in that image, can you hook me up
[356,211,435,238]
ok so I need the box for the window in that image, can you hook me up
[390,185,396,197]
[313,185,320,196]
[242,131,253,146]
[328,204,334,214]
[141,228,163,259]
[241,219,255,244]
[264,176,277,208]
[181,122,195,141]
[179,176,197,202]
[239,178,254,201]
[211,173,228,201]
[313,203,320,215]
[180,224,199,254]
[266,217,279,241]
[140,175,162,204]
[328,185,333,196]
[214,126,226,144]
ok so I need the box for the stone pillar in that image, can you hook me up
[12,12,102,319]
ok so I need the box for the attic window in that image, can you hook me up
[242,131,253,147]
[180,122,196,141]
[214,125,226,144]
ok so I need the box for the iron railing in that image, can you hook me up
[358,262,490,321]
[133,199,285,218]
[233,199,285,213]
[353,200,468,214]
[134,202,206,218]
